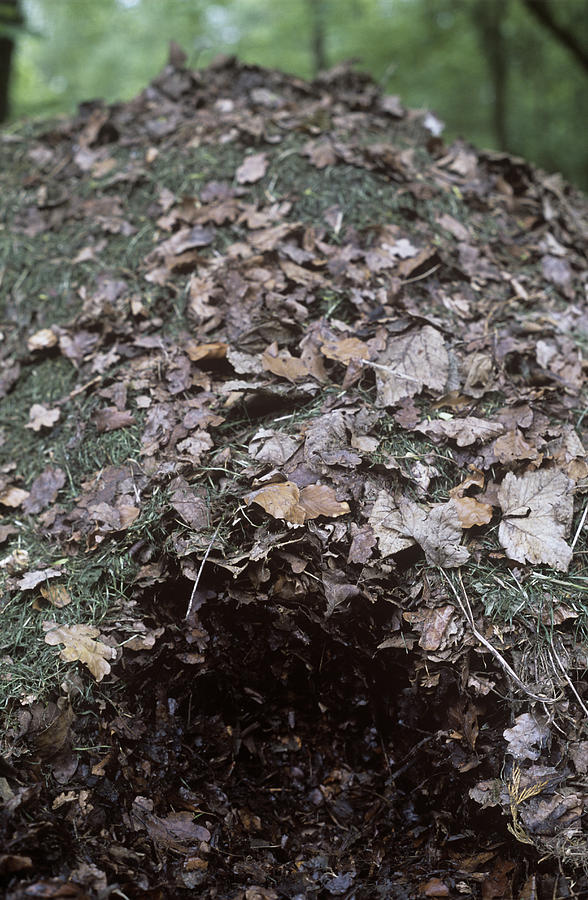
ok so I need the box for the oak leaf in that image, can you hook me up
[43,622,116,682]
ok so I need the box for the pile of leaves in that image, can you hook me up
[1,49,587,898]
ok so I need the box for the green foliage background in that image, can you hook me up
[9,0,588,189]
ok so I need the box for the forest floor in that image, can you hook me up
[1,52,588,899]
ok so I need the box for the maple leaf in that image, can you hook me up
[498,469,573,571]
[43,622,117,682]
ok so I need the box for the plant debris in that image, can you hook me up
[0,50,587,898]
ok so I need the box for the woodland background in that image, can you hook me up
[0,0,587,190]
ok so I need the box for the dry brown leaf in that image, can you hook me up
[236,151,268,184]
[245,481,349,525]
[27,328,58,352]
[375,326,448,406]
[39,584,71,608]
[299,484,350,520]
[0,487,30,508]
[43,621,117,682]
[452,496,493,528]
[369,490,469,567]
[417,416,504,447]
[25,403,61,432]
[319,336,369,365]
[261,342,312,382]
[498,469,573,571]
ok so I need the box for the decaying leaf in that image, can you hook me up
[369,490,469,567]
[43,622,117,682]
[503,713,550,761]
[498,469,573,571]
[375,326,449,406]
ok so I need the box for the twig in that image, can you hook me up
[359,359,419,383]
[570,499,588,550]
[548,640,588,719]
[185,521,222,622]
[440,568,559,704]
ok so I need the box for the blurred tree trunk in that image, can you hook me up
[308,0,328,75]
[521,0,588,74]
[472,0,509,151]
[0,0,22,122]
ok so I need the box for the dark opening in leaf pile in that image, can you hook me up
[0,52,587,898]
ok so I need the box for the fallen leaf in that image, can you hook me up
[26,404,61,431]
[22,467,66,514]
[92,407,136,433]
[39,584,72,608]
[27,328,58,352]
[375,326,448,406]
[236,151,268,184]
[369,490,469,567]
[498,469,573,571]
[0,487,30,508]
[43,622,117,682]
[245,481,349,525]
[503,713,550,761]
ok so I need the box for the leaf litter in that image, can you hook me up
[0,50,587,897]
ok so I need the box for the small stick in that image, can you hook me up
[185,521,221,622]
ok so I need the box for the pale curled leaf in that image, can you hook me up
[43,622,116,682]
[498,469,573,571]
